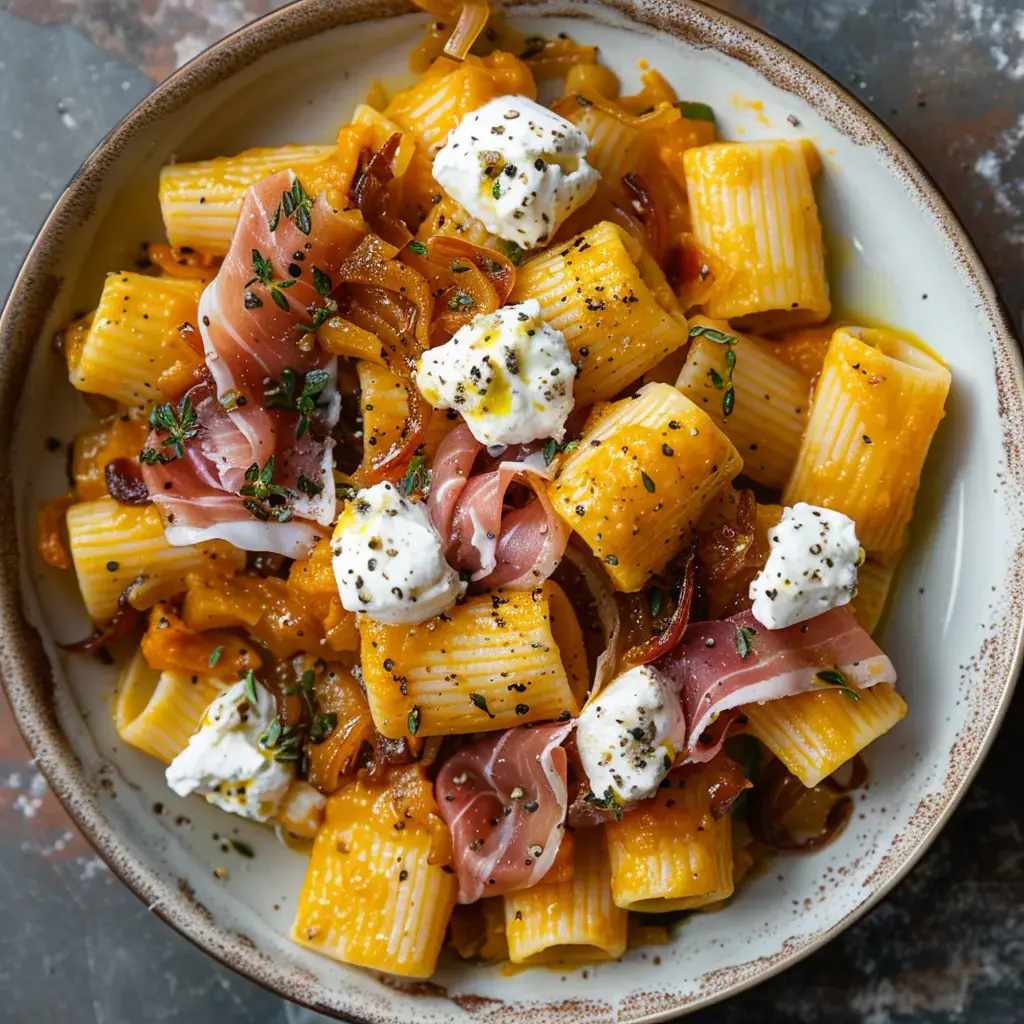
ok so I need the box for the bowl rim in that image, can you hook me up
[0,0,1021,1020]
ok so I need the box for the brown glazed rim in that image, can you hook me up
[0,0,1021,1020]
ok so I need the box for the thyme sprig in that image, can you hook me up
[690,324,738,417]
[139,395,199,464]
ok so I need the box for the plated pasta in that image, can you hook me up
[41,0,952,981]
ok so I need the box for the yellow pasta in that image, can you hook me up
[158,144,332,255]
[66,273,204,407]
[384,53,535,157]
[292,767,456,977]
[851,559,895,635]
[66,498,245,622]
[357,361,456,466]
[744,682,908,788]
[606,769,734,911]
[675,316,811,489]
[360,582,586,738]
[684,140,830,331]
[562,102,650,180]
[504,830,627,964]
[547,383,743,591]
[782,327,951,564]
[510,221,689,405]
[114,649,228,763]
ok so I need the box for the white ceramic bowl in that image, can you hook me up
[1,1,1021,1020]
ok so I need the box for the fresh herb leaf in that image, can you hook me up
[270,287,291,312]
[641,470,656,493]
[312,266,332,298]
[281,178,314,235]
[722,386,735,417]
[709,367,725,390]
[268,204,281,232]
[399,455,429,497]
[491,179,501,200]
[649,586,663,620]
[677,100,716,123]
[138,447,167,466]
[497,239,525,266]
[297,473,323,497]
[308,712,338,744]
[243,670,259,707]
[542,439,557,465]
[252,249,274,286]
[735,626,756,659]
[408,240,428,256]
[238,454,289,502]
[689,325,738,345]
[470,692,495,718]
[815,669,862,701]
[408,705,421,735]
[208,646,224,668]
[260,717,282,749]
[149,395,199,461]
[583,786,623,822]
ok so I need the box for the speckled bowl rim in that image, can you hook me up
[0,0,1021,1020]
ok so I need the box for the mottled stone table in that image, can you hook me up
[1,1,1022,1021]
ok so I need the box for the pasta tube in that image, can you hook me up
[684,140,830,330]
[744,682,908,788]
[158,144,332,255]
[510,221,689,405]
[292,766,456,978]
[360,582,585,738]
[114,649,228,763]
[547,383,743,592]
[675,317,811,489]
[66,273,204,407]
[504,829,626,963]
[66,498,244,622]
[606,768,735,912]
[782,327,951,564]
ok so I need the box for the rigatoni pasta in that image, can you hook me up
[510,221,690,405]
[684,140,830,330]
[159,144,332,255]
[360,582,585,738]
[114,650,228,763]
[547,383,742,591]
[606,770,734,911]
[292,767,456,977]
[783,326,951,564]
[504,830,627,963]
[675,316,811,489]
[66,498,245,622]
[744,683,908,788]
[66,272,204,407]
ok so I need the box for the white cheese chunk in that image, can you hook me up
[415,299,574,447]
[165,678,292,823]
[432,94,600,248]
[332,481,464,625]
[575,665,685,806]
[749,502,861,630]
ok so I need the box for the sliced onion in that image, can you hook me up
[444,2,490,60]
[562,542,623,698]
[61,586,143,653]
[621,546,696,669]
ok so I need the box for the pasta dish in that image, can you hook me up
[39,0,951,979]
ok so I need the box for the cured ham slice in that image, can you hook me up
[143,170,364,556]
[435,722,571,903]
[427,422,569,590]
[660,607,897,762]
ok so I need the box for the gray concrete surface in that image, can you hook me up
[1,0,1022,1021]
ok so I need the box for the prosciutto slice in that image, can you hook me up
[660,607,897,762]
[435,722,572,904]
[143,170,364,556]
[427,422,569,590]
